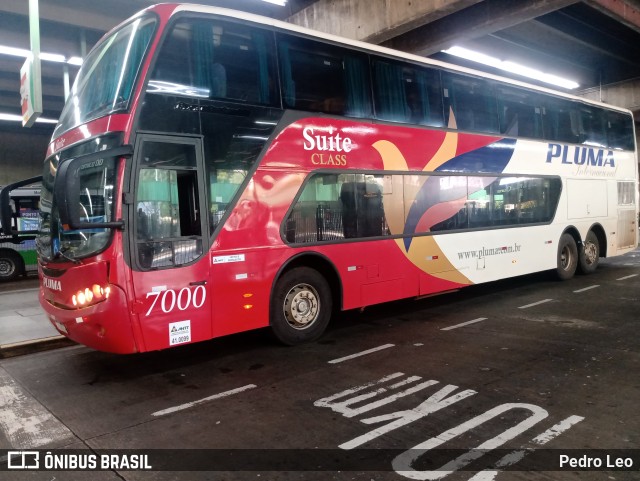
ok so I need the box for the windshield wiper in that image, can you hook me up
[54,246,81,265]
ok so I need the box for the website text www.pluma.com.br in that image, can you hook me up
[457,243,522,260]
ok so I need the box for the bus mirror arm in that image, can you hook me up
[55,145,133,230]
[0,175,43,236]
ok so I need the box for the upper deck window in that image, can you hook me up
[277,33,372,117]
[148,18,277,106]
[443,72,499,134]
[371,58,444,127]
[55,17,156,137]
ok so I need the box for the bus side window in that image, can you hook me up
[497,86,543,139]
[607,110,635,151]
[372,59,444,127]
[340,178,387,238]
[285,174,388,243]
[277,34,372,118]
[542,97,580,144]
[578,105,607,147]
[372,59,411,123]
[443,72,499,134]
[285,174,345,243]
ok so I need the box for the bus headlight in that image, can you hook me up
[71,284,111,307]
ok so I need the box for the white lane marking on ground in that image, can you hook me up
[616,274,638,281]
[518,299,553,309]
[441,318,488,331]
[530,414,585,444]
[0,367,74,448]
[151,384,257,417]
[328,344,395,364]
[573,285,599,293]
[467,415,585,480]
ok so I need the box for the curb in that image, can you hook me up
[0,336,77,359]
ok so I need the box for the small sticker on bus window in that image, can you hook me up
[213,254,246,264]
[151,285,167,292]
[169,320,191,346]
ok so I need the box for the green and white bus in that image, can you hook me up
[0,185,40,281]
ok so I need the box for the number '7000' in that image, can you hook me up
[145,286,206,316]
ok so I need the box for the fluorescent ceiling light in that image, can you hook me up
[0,113,58,124]
[0,44,81,66]
[442,46,579,90]
[0,45,32,58]
[39,52,66,63]
[260,0,287,5]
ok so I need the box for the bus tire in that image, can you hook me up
[270,267,332,345]
[578,230,600,275]
[556,233,578,281]
[0,250,24,282]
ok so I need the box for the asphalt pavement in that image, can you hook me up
[0,275,72,358]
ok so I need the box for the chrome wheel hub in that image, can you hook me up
[283,283,320,330]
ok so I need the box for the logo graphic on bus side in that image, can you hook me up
[303,126,351,166]
[546,143,615,167]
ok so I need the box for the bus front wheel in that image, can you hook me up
[556,234,578,281]
[270,267,332,345]
[578,230,600,274]
[0,250,24,282]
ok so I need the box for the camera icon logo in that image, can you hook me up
[7,451,40,469]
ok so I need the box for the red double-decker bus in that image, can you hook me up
[2,4,636,353]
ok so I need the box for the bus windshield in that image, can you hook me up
[54,16,156,137]
[37,135,122,262]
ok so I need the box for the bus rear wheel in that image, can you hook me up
[556,233,578,281]
[270,267,332,345]
[0,250,24,282]
[578,230,600,274]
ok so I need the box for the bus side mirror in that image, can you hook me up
[0,175,42,236]
[55,145,133,230]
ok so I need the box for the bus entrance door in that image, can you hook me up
[129,135,212,351]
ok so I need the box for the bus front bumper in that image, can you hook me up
[40,284,139,354]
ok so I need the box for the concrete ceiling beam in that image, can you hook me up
[383,0,579,56]
[586,0,640,33]
[287,0,483,44]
